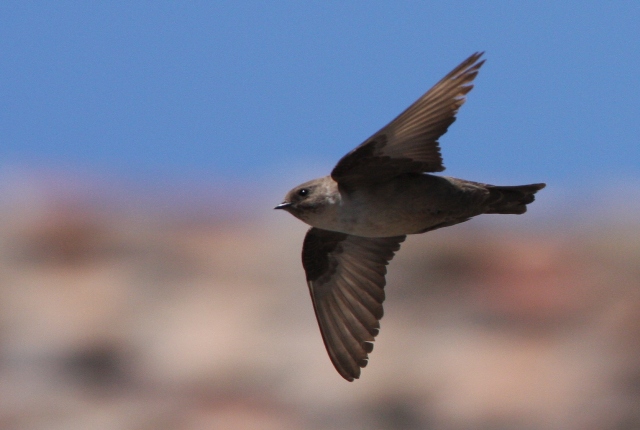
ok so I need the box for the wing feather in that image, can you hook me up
[302,228,405,381]
[332,52,485,189]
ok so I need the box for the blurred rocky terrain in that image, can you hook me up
[0,180,639,430]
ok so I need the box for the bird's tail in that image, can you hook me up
[484,183,546,214]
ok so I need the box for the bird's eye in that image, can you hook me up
[297,188,309,197]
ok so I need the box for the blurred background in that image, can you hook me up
[1,2,640,429]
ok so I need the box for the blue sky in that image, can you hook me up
[1,2,639,200]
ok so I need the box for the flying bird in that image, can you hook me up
[275,52,545,381]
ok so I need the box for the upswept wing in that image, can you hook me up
[332,52,485,189]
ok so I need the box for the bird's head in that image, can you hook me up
[275,177,336,223]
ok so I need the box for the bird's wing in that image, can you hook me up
[331,52,484,189]
[301,227,405,381]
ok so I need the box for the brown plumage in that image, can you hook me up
[275,52,545,381]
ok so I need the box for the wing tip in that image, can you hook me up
[335,362,360,382]
[453,52,486,81]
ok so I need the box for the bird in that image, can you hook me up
[275,52,545,381]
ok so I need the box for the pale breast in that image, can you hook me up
[330,177,443,237]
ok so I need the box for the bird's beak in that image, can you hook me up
[274,202,292,210]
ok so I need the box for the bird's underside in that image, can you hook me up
[276,52,546,381]
[311,173,545,238]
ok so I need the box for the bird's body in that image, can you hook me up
[288,174,539,237]
[276,52,545,381]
